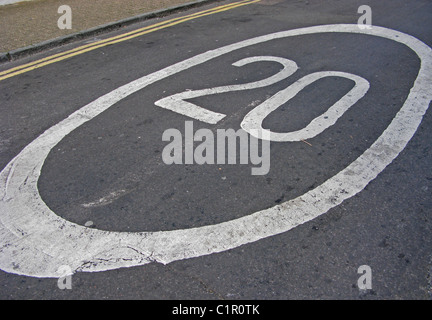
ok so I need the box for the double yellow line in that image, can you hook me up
[0,0,260,82]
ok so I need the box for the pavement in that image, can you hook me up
[0,0,220,54]
[0,0,431,304]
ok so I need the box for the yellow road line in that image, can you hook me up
[0,0,260,82]
[0,0,251,77]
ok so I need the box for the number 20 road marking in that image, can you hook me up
[155,56,370,142]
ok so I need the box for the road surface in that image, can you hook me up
[0,0,431,301]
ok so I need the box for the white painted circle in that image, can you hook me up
[0,25,431,278]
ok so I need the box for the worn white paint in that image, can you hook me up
[0,25,431,278]
[81,189,129,208]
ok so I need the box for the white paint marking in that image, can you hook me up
[155,56,298,124]
[241,71,370,141]
[0,25,431,278]
[84,221,94,228]
[81,189,128,208]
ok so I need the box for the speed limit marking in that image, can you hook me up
[0,24,431,278]
[155,56,370,143]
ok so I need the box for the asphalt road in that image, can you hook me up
[0,0,431,302]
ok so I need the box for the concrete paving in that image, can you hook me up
[0,0,215,52]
